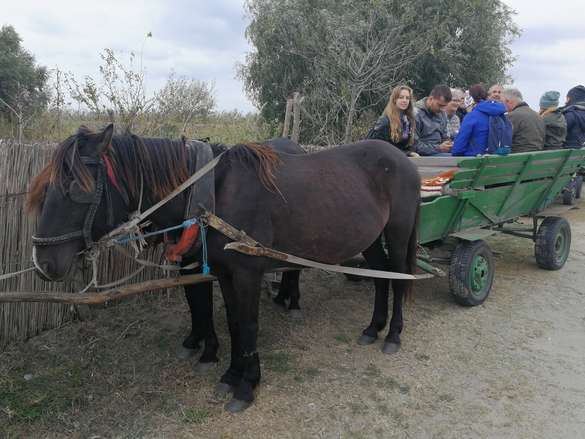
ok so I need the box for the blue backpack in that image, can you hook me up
[486,114,513,155]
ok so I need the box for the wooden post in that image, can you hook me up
[282,97,293,137]
[291,92,303,143]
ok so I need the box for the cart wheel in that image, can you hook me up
[575,175,583,199]
[534,217,571,270]
[449,240,495,306]
[562,179,577,205]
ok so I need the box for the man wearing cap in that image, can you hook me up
[502,88,545,152]
[539,91,567,149]
[561,85,585,148]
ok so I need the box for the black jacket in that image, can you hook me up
[366,114,411,151]
[561,102,585,148]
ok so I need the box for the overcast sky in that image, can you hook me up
[3,0,584,112]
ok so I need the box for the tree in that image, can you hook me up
[0,25,48,141]
[240,0,520,143]
[65,48,154,132]
[150,73,216,136]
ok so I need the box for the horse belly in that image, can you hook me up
[271,178,388,264]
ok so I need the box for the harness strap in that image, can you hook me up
[0,266,36,281]
[201,210,431,281]
[102,152,224,244]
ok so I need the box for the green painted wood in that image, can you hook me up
[419,149,585,244]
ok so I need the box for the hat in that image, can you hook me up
[539,91,560,109]
[567,85,585,103]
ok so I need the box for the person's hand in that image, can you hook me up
[438,141,452,152]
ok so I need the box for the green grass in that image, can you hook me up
[334,334,352,344]
[0,364,88,424]
[181,407,209,424]
[263,351,293,373]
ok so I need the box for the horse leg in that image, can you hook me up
[224,269,263,413]
[181,281,219,369]
[381,220,416,354]
[357,237,390,346]
[273,270,302,319]
[214,273,244,399]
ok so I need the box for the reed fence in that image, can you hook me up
[0,140,168,348]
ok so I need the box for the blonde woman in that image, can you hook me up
[367,85,416,152]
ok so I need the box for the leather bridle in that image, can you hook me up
[31,156,114,250]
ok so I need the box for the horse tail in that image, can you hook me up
[404,201,420,302]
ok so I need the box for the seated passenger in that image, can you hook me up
[487,84,503,102]
[502,88,545,152]
[412,85,452,156]
[561,85,585,148]
[445,88,462,139]
[366,85,415,152]
[451,88,467,122]
[539,91,567,150]
[452,84,509,156]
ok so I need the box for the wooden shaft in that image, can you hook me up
[0,274,216,305]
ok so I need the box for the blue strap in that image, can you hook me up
[200,224,210,274]
[114,218,199,245]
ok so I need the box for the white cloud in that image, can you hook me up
[2,0,255,112]
[504,0,585,108]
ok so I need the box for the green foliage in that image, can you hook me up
[240,0,520,143]
[0,25,49,127]
[180,407,209,424]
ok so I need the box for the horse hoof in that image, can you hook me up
[214,383,234,398]
[194,361,217,373]
[225,398,252,413]
[357,334,377,345]
[177,347,198,360]
[289,309,303,321]
[381,342,400,354]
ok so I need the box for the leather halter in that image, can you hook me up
[31,156,113,249]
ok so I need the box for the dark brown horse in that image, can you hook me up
[29,125,420,413]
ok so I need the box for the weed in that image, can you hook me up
[263,352,292,373]
[181,407,209,424]
[334,334,351,344]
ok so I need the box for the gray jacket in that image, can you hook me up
[508,102,545,153]
[413,98,449,155]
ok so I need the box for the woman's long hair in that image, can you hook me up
[383,85,415,145]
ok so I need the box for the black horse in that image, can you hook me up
[29,125,420,413]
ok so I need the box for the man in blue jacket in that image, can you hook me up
[452,84,508,156]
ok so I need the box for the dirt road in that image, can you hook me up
[2,208,585,438]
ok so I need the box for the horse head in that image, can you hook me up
[28,124,129,281]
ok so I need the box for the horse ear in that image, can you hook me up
[95,124,114,155]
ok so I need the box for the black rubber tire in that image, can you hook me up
[449,240,495,307]
[562,179,577,205]
[534,217,571,270]
[574,175,583,199]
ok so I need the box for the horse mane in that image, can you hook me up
[109,135,190,204]
[27,126,191,213]
[27,129,282,214]
[225,143,282,194]
[27,126,97,213]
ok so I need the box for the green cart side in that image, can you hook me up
[413,148,585,306]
